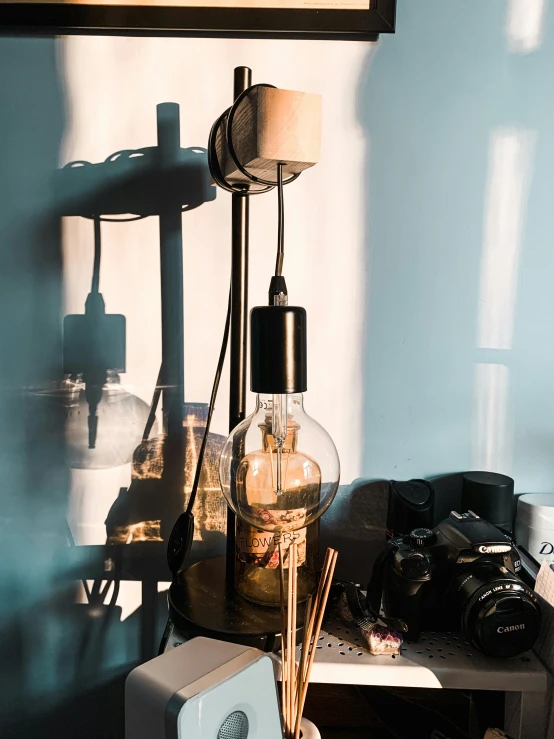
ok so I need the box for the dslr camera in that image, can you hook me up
[368,509,541,658]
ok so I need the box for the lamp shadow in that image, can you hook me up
[55,104,224,669]
[55,141,215,218]
[0,60,220,737]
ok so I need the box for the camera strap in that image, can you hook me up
[366,547,392,614]
[342,581,407,634]
[365,545,408,633]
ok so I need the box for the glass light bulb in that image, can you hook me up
[219,393,340,533]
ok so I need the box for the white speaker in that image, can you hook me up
[125,637,283,739]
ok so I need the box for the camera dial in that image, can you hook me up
[408,528,436,548]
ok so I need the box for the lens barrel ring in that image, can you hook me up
[460,574,540,657]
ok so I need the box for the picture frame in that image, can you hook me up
[0,0,396,38]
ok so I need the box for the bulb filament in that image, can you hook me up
[272,394,288,496]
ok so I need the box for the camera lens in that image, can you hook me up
[452,562,541,658]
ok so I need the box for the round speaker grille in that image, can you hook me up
[218,710,249,739]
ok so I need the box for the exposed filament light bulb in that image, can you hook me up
[219,303,340,606]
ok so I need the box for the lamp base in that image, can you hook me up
[168,556,306,651]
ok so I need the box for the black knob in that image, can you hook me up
[409,527,436,548]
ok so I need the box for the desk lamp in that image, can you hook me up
[167,67,339,645]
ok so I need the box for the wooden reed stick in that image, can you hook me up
[299,548,333,684]
[294,549,338,739]
[290,543,298,735]
[293,551,330,739]
[296,593,312,712]
[279,543,287,731]
[286,543,294,738]
[278,544,338,739]
[288,544,294,738]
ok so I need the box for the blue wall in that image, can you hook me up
[361,0,554,498]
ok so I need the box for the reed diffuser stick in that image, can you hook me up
[279,543,287,732]
[278,546,338,739]
[296,593,312,710]
[290,543,298,735]
[294,549,338,739]
[299,548,332,685]
[286,543,294,737]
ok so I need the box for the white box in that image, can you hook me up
[516,494,554,563]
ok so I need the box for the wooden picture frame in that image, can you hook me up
[0,0,396,38]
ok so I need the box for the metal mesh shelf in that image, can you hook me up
[307,618,547,692]
[167,615,547,693]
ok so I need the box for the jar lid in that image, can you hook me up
[517,494,554,527]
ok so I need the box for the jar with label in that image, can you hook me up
[233,418,321,606]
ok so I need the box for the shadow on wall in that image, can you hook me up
[0,38,220,739]
[319,473,465,587]
[359,0,554,492]
[0,36,130,739]
[320,479,388,585]
[0,35,70,737]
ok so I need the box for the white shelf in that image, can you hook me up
[305,618,547,692]
[167,617,547,693]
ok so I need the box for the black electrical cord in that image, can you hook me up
[275,162,285,277]
[185,287,231,516]
[140,288,230,516]
[208,85,296,300]
[166,286,231,579]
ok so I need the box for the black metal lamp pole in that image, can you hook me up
[226,66,252,587]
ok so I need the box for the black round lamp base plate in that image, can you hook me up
[169,556,306,651]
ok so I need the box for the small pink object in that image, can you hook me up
[362,624,403,656]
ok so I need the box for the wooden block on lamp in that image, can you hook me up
[217,86,322,185]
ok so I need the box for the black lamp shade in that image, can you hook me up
[250,306,307,394]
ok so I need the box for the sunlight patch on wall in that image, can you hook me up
[506,0,547,54]
[118,580,143,621]
[473,363,512,473]
[478,128,535,350]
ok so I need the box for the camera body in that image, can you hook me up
[368,511,541,658]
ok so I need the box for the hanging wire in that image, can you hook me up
[138,288,231,517]
[178,86,304,533]
[275,163,285,277]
